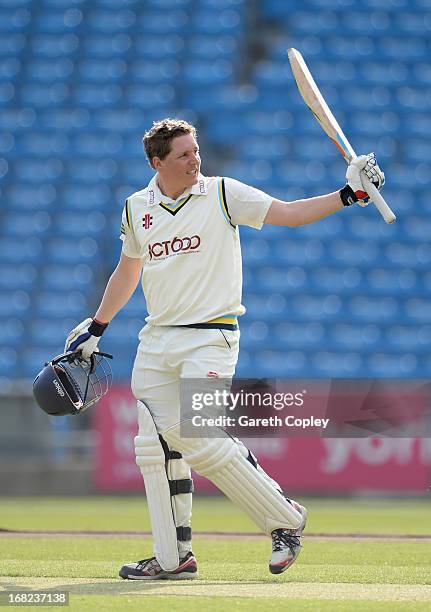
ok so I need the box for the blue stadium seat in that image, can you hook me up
[0,290,31,318]
[126,84,176,107]
[21,347,65,379]
[116,291,147,318]
[106,318,142,345]
[83,33,132,57]
[0,34,25,55]
[0,237,43,264]
[45,236,100,264]
[0,347,19,378]
[0,0,429,380]
[147,0,192,8]
[21,83,69,108]
[0,318,25,346]
[26,59,74,82]
[86,9,137,33]
[377,37,427,61]
[366,352,418,377]
[71,132,124,157]
[0,57,21,81]
[61,184,112,210]
[189,9,242,34]
[30,33,79,57]
[134,35,184,58]
[183,60,234,86]
[2,211,52,238]
[13,159,64,182]
[34,290,88,318]
[0,8,31,32]
[0,264,37,290]
[54,211,107,238]
[41,264,94,290]
[28,318,74,346]
[188,35,239,59]
[137,10,190,34]
[78,59,127,82]
[66,159,118,183]
[131,60,181,83]
[74,84,122,109]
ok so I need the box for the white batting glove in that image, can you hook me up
[342,153,385,207]
[64,317,109,360]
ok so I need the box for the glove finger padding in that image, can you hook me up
[64,318,93,353]
[346,154,370,204]
[64,317,108,360]
[345,153,385,207]
[361,153,385,190]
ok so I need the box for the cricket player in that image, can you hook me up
[64,118,385,579]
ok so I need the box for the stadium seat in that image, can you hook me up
[0,0,428,380]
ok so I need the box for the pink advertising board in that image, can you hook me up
[94,385,431,492]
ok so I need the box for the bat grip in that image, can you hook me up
[361,175,396,224]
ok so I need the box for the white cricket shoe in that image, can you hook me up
[269,503,307,574]
[119,551,197,580]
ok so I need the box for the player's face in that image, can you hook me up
[155,133,201,190]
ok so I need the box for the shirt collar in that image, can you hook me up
[146,174,207,207]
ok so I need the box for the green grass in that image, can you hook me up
[1,496,430,535]
[0,497,430,610]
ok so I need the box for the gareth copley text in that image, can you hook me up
[191,415,330,430]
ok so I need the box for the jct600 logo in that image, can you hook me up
[148,235,201,260]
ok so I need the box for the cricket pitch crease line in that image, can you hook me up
[1,578,430,602]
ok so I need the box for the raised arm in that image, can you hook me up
[264,191,343,227]
[264,153,385,228]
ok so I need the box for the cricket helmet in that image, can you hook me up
[33,351,113,416]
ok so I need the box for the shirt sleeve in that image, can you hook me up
[119,199,141,258]
[223,177,273,229]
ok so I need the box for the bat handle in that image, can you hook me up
[361,174,396,224]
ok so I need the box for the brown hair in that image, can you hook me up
[143,118,197,168]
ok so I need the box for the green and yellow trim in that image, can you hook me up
[182,315,238,331]
[159,194,193,216]
[125,198,132,229]
[218,178,236,229]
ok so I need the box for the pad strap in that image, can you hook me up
[176,526,192,541]
[169,479,194,495]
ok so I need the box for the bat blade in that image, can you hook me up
[287,47,396,224]
[288,47,355,163]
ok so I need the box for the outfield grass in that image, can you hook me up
[1,496,430,535]
[0,497,430,610]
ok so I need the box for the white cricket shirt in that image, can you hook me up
[120,174,272,326]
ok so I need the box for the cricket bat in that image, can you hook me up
[287,48,396,224]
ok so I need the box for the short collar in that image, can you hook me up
[146,174,207,207]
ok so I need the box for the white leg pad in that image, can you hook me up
[135,401,179,571]
[165,448,193,555]
[163,427,302,535]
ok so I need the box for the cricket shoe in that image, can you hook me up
[269,502,307,575]
[119,551,197,580]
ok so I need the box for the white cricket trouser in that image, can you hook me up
[131,324,303,542]
[131,325,240,432]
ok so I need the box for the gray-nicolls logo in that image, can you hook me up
[53,379,65,397]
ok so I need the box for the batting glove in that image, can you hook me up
[340,153,385,207]
[64,317,109,360]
